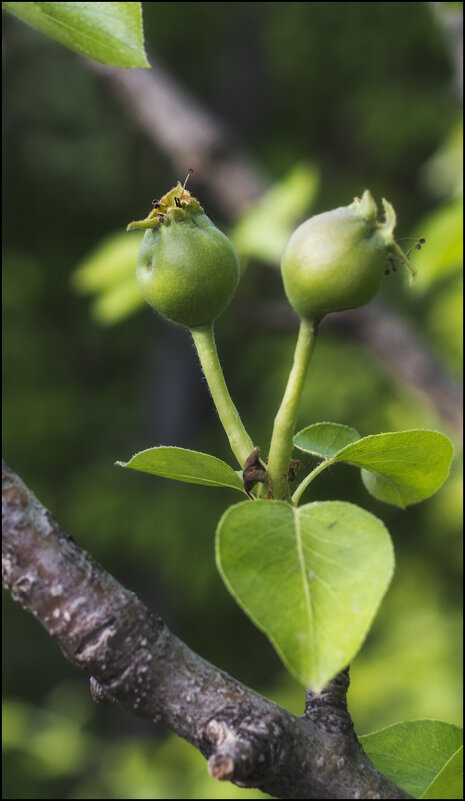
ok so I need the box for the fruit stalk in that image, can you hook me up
[190,323,255,468]
[264,318,318,500]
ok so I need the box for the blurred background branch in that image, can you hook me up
[430,1,463,102]
[85,57,266,216]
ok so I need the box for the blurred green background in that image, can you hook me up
[2,2,462,799]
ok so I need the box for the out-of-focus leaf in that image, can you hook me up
[71,231,144,324]
[410,196,463,290]
[91,279,144,325]
[426,272,463,373]
[2,2,150,68]
[422,121,462,199]
[217,500,393,691]
[360,720,463,798]
[72,232,142,293]
[230,163,319,265]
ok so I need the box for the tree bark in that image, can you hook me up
[3,460,412,799]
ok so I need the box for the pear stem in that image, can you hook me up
[264,319,318,500]
[190,324,255,469]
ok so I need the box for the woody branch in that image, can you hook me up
[2,460,412,799]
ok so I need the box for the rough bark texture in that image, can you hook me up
[3,460,413,799]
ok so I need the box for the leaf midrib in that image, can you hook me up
[293,507,314,672]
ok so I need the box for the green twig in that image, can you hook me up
[190,324,255,469]
[265,319,318,500]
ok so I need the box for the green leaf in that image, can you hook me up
[3,2,150,68]
[294,422,361,458]
[216,500,393,691]
[335,430,454,508]
[422,746,463,799]
[359,720,463,798]
[117,447,246,493]
[293,428,453,509]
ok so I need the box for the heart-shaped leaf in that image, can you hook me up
[359,720,463,799]
[3,2,149,68]
[216,499,393,690]
[336,430,453,508]
[294,422,361,458]
[117,447,245,492]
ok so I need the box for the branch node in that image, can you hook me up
[90,676,114,706]
[208,753,235,780]
[206,717,266,783]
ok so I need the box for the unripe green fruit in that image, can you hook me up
[281,190,416,322]
[128,184,240,327]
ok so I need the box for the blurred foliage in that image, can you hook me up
[72,232,145,324]
[230,162,320,265]
[3,692,269,799]
[2,2,462,799]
